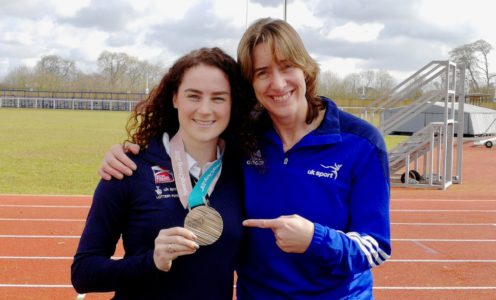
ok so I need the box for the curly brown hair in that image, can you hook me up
[126,47,247,148]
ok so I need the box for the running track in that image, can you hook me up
[0,143,494,299]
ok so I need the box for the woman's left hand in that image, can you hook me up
[153,227,199,272]
[243,215,314,253]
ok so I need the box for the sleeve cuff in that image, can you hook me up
[306,222,325,256]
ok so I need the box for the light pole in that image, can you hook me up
[145,70,149,94]
[283,0,287,21]
[246,0,249,28]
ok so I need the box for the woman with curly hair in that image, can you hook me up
[71,47,246,300]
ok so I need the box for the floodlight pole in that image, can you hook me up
[145,70,149,94]
[283,0,287,21]
[246,0,249,28]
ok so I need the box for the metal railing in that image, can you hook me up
[0,96,138,111]
[360,61,466,189]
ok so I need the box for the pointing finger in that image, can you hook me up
[243,218,279,229]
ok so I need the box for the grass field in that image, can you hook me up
[0,108,129,195]
[0,108,406,195]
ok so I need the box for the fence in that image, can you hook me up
[1,96,366,115]
[0,97,137,111]
[0,89,147,101]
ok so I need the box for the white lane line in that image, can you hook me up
[393,238,496,242]
[4,257,494,262]
[0,256,122,260]
[0,218,85,222]
[0,204,89,208]
[0,235,80,238]
[0,284,73,288]
[411,240,438,254]
[0,256,72,260]
[392,198,496,202]
[374,286,496,290]
[0,193,90,197]
[392,199,496,202]
[1,236,494,242]
[3,284,492,290]
[392,209,496,212]
[392,222,494,226]
[3,256,492,262]
[388,259,496,262]
[0,220,481,225]
[8,195,485,201]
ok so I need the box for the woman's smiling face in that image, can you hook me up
[173,63,231,146]
[251,42,307,124]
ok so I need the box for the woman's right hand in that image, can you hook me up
[98,143,140,180]
[153,227,199,272]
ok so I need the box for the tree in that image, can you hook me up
[125,59,164,93]
[374,70,395,90]
[33,55,79,90]
[317,70,342,98]
[359,70,375,98]
[471,40,495,90]
[97,51,131,90]
[96,51,165,93]
[142,62,166,94]
[449,39,495,93]
[36,55,77,78]
[373,70,396,98]
[3,65,33,89]
[343,73,361,97]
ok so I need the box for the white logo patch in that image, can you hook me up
[154,185,179,200]
[307,163,342,179]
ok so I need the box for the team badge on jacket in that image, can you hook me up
[307,163,343,180]
[152,166,174,184]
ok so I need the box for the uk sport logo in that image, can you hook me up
[307,163,343,180]
[151,166,174,184]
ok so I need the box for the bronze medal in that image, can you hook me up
[184,206,223,246]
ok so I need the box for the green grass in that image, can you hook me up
[0,108,406,195]
[0,108,129,195]
[385,135,408,150]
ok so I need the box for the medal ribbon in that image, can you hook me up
[169,133,223,209]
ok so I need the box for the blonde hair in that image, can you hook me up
[237,17,323,123]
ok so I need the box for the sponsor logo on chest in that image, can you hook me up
[151,166,179,200]
[152,165,174,184]
[307,163,343,180]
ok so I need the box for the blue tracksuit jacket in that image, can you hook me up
[71,136,244,300]
[237,97,391,299]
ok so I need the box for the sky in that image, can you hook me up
[1,0,495,84]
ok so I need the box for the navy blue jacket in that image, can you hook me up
[71,136,244,300]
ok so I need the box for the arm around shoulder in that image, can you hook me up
[98,143,140,180]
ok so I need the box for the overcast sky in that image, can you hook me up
[1,0,494,84]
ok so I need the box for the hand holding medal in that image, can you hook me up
[153,227,200,272]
